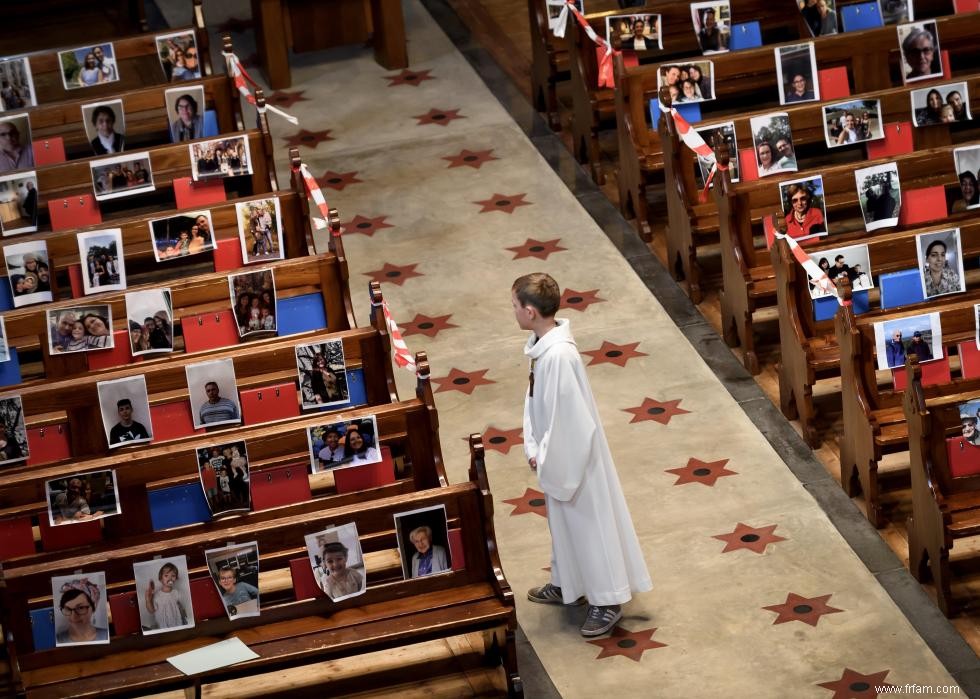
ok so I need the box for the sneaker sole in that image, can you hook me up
[580,610,623,637]
[527,592,587,606]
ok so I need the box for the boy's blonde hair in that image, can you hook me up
[512,273,560,318]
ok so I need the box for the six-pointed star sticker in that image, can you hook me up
[479,426,523,455]
[713,523,787,554]
[432,368,495,395]
[817,668,894,698]
[342,215,393,237]
[665,457,737,486]
[363,262,422,286]
[443,148,498,169]
[763,593,844,627]
[559,288,605,312]
[581,341,648,368]
[506,238,566,261]
[586,626,667,662]
[414,108,465,126]
[385,68,435,87]
[400,313,458,338]
[319,170,362,191]
[622,398,691,425]
[473,193,532,214]
[283,129,334,149]
[502,488,547,517]
[266,90,309,108]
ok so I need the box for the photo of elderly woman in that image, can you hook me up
[196,440,251,516]
[779,175,828,242]
[605,14,662,52]
[45,469,121,526]
[916,228,965,300]
[296,339,349,409]
[189,135,252,181]
[81,100,125,156]
[0,395,28,465]
[205,541,260,620]
[898,21,942,84]
[133,555,195,635]
[125,288,174,356]
[4,239,51,307]
[306,415,382,472]
[90,152,155,202]
[911,82,970,127]
[57,43,119,90]
[51,573,109,646]
[77,228,126,295]
[394,505,452,580]
[953,146,980,212]
[46,304,114,354]
[148,209,215,262]
[304,523,367,602]
[0,170,38,236]
[155,30,201,82]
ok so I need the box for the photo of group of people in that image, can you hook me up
[296,339,349,409]
[916,228,964,299]
[91,152,155,201]
[205,542,260,620]
[237,197,284,263]
[5,240,51,307]
[134,555,195,635]
[779,175,827,242]
[798,0,838,37]
[78,229,126,295]
[230,269,277,338]
[125,288,174,355]
[954,145,980,212]
[822,99,884,147]
[58,43,119,90]
[0,113,34,173]
[658,61,715,104]
[775,42,819,105]
[0,57,35,111]
[96,376,153,448]
[691,1,730,54]
[912,82,971,127]
[197,440,251,516]
[693,122,739,188]
[0,170,38,235]
[155,30,202,83]
[45,469,121,527]
[855,163,901,231]
[898,20,942,84]
[148,209,215,262]
[0,395,28,465]
[81,100,126,156]
[751,113,797,177]
[605,14,662,52]
[306,415,382,472]
[807,244,873,299]
[185,358,242,429]
[189,136,251,181]
[305,523,367,602]
[166,86,208,143]
[874,311,942,370]
[47,304,114,353]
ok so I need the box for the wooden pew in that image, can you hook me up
[529,0,569,132]
[0,2,147,57]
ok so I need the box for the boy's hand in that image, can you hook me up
[529,457,537,471]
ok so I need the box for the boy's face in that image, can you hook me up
[218,571,236,591]
[511,291,536,331]
[325,551,348,575]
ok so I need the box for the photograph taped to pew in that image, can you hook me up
[196,440,251,516]
[0,56,36,111]
[189,135,252,181]
[0,394,28,464]
[0,316,8,362]
[307,415,382,472]
[81,100,126,157]
[690,1,730,54]
[186,358,242,429]
[957,400,980,449]
[799,0,839,37]
[657,60,715,103]
[229,268,277,339]
[125,288,174,356]
[47,304,114,353]
[4,238,51,307]
[148,209,215,262]
[0,170,38,235]
[855,162,901,231]
[296,339,349,409]
[750,113,797,177]
[90,152,155,201]
[304,523,367,602]
[205,541,260,620]
[166,86,207,143]
[133,555,195,636]
[898,20,942,84]
[58,43,119,91]
[953,145,980,211]
[237,196,284,264]
[822,98,884,148]
[155,30,202,83]
[873,311,941,370]
[808,243,873,299]
[394,504,452,579]
[911,82,970,127]
[46,469,121,527]
[77,228,126,295]
[694,122,739,187]
[51,572,109,646]
[882,0,913,24]
[775,42,820,105]
[917,228,964,299]
[97,375,153,448]
[546,0,582,33]
[0,112,35,174]
[779,175,828,242]
[605,14,662,53]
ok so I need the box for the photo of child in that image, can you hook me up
[237,197,284,264]
[304,523,367,602]
[205,541,261,620]
[133,555,195,635]
[196,440,251,516]
[229,268,277,338]
[46,304,114,354]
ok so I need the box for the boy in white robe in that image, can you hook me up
[512,273,652,637]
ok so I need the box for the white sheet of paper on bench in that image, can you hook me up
[167,637,258,676]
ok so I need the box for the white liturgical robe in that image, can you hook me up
[523,319,652,606]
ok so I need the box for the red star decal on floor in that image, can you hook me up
[399,313,458,338]
[266,90,309,108]
[473,193,532,214]
[443,148,498,169]
[713,523,787,554]
[817,669,893,698]
[217,16,254,33]
[560,288,605,312]
[581,341,648,368]
[587,626,667,662]
[763,593,844,627]
[506,238,566,260]
[480,426,523,455]
[414,108,465,126]
[319,170,362,191]
[363,262,422,287]
[385,68,435,87]
[283,129,334,149]
[342,215,393,237]
[432,368,495,395]
[502,488,547,517]
[622,398,690,425]
[666,457,737,486]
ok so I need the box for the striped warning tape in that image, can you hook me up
[222,51,299,125]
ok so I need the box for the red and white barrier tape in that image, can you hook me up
[763,216,844,305]
[292,162,333,232]
[377,299,418,373]
[550,0,619,87]
[222,51,299,125]
[656,101,727,201]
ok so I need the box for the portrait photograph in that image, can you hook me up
[657,61,715,104]
[96,375,153,448]
[605,14,662,52]
[306,415,382,472]
[874,311,942,370]
[304,523,367,602]
[779,175,828,242]
[775,42,820,105]
[394,505,452,580]
[690,1,730,54]
[45,469,121,527]
[750,113,797,177]
[165,85,208,143]
[47,304,114,354]
[911,82,971,127]
[196,440,251,516]
[0,316,8,363]
[186,357,241,429]
[296,339,349,409]
[694,121,739,188]
[133,555,195,636]
[916,228,965,299]
[148,209,215,262]
[155,30,202,83]
[953,145,980,211]
[229,268,277,339]
[77,228,126,295]
[0,57,36,111]
[189,135,252,181]
[237,197,284,264]
[898,21,942,84]
[125,288,174,356]
[807,243,873,299]
[81,100,126,156]
[0,170,38,236]
[205,541,260,620]
[90,152,155,201]
[957,397,980,448]
[51,573,109,646]
[822,98,884,148]
[975,304,980,351]
[0,113,34,174]
[0,394,28,465]
[798,0,838,37]
[58,43,119,90]
[855,162,901,231]
[5,239,51,307]
[882,0,913,24]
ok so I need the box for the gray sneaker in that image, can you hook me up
[527,583,585,605]
[580,604,622,636]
